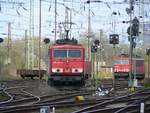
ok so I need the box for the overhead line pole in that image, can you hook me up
[54,0,57,42]
[148,53,150,78]
[87,2,91,61]
[7,22,11,64]
[25,30,28,69]
[29,0,34,69]
[129,0,133,87]
[39,0,42,81]
[32,0,35,69]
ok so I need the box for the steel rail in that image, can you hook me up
[114,95,150,113]
[71,88,150,113]
[76,104,150,113]
[1,90,150,113]
[1,96,150,113]
[0,89,13,105]
[0,89,95,109]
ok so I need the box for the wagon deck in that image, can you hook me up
[17,69,46,79]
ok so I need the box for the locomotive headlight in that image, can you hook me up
[72,68,83,73]
[52,68,63,73]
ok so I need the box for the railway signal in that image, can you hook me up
[94,39,100,46]
[109,34,119,45]
[91,45,98,53]
[0,38,3,43]
[146,48,150,55]
[127,17,139,37]
[91,39,100,53]
[132,17,139,36]
[43,38,50,44]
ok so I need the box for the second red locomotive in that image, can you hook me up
[113,54,145,80]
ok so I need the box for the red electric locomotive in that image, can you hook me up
[113,54,145,80]
[48,39,91,85]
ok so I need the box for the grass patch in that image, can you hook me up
[0,75,21,81]
[0,92,9,101]
[144,83,150,88]
[91,69,113,79]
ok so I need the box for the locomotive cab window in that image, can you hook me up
[68,49,81,58]
[53,49,67,58]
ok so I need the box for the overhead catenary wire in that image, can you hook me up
[0,0,150,41]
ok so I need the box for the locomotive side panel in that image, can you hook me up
[132,59,145,79]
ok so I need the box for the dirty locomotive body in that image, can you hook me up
[48,39,91,85]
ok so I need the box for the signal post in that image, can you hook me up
[43,38,50,80]
[126,0,139,88]
[146,48,150,78]
[109,34,119,90]
[91,40,100,88]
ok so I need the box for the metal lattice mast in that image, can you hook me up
[28,0,34,69]
[54,0,57,41]
[25,30,28,69]
[129,0,133,87]
[87,3,91,61]
[139,0,144,47]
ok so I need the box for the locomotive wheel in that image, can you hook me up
[50,81,54,86]
[31,76,34,80]
[20,75,25,79]
[48,79,54,86]
[81,79,85,86]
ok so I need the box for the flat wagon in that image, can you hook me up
[17,69,46,79]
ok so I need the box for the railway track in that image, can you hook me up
[0,89,13,105]
[0,79,148,113]
[0,89,96,113]
[0,86,40,107]
[72,88,150,113]
[1,88,150,113]
[0,86,31,104]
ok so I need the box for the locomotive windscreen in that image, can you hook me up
[113,60,129,64]
[54,50,67,58]
[53,49,81,58]
[68,49,81,58]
